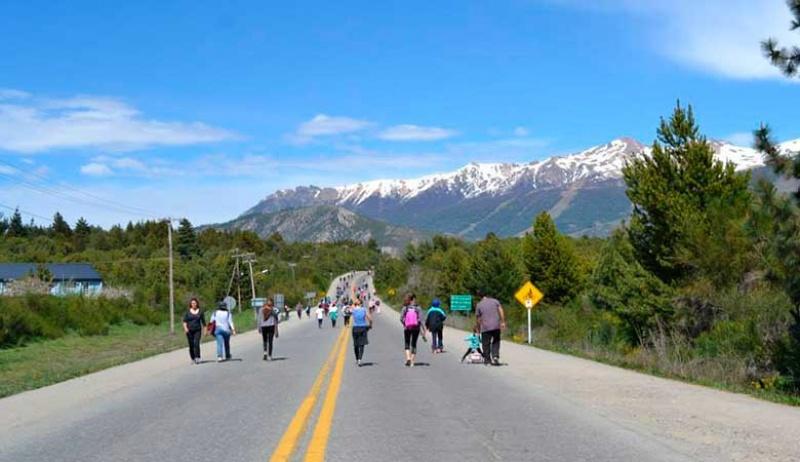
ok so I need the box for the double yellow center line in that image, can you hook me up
[269,326,350,462]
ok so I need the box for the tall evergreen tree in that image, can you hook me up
[762,1,800,77]
[754,5,800,387]
[51,212,72,237]
[623,103,750,283]
[465,233,523,304]
[8,208,25,237]
[521,212,584,303]
[176,218,200,260]
[590,230,674,344]
[437,245,470,297]
[73,217,91,251]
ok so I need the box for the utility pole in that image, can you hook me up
[244,254,257,299]
[229,250,256,313]
[167,219,175,334]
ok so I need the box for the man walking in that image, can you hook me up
[475,290,505,366]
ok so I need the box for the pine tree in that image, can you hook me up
[176,218,200,260]
[437,246,470,297]
[8,208,25,237]
[762,1,800,77]
[623,103,750,283]
[465,233,523,304]
[590,230,674,344]
[51,212,72,237]
[73,217,91,251]
[521,212,585,303]
[754,4,800,386]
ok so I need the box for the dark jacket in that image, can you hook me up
[425,306,447,330]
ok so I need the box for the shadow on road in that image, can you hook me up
[359,362,377,367]
[268,357,289,361]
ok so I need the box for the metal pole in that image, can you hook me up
[235,258,242,313]
[527,308,532,344]
[167,219,175,335]
[247,260,256,299]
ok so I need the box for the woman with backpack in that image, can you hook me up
[425,298,447,354]
[182,298,206,365]
[400,293,426,367]
[351,299,372,366]
[257,299,280,361]
[210,302,236,362]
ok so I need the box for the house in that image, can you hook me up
[0,263,104,296]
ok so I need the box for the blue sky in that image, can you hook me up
[1,0,798,227]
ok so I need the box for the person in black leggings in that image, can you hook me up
[257,300,280,361]
[182,298,206,365]
[400,293,426,367]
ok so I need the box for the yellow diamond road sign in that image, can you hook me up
[515,281,543,309]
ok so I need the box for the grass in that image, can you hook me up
[0,309,257,399]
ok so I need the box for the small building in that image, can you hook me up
[0,263,104,296]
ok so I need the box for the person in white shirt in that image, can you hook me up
[211,302,236,362]
[315,304,325,329]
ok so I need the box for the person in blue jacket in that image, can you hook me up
[460,327,484,363]
[425,298,447,354]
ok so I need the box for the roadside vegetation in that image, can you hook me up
[0,218,381,395]
[377,102,800,404]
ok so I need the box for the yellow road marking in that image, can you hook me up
[303,325,350,462]
[269,327,348,462]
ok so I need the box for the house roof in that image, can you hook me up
[0,263,103,281]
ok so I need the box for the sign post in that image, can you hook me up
[514,281,544,344]
[449,294,472,311]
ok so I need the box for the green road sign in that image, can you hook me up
[450,294,472,311]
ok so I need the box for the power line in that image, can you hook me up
[0,159,161,219]
[0,202,53,224]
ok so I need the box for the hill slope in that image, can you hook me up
[214,205,428,248]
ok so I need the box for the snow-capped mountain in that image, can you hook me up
[242,137,796,239]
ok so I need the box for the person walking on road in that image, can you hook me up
[258,299,280,361]
[330,303,339,328]
[351,299,372,366]
[400,293,426,367]
[316,304,325,329]
[296,302,303,320]
[211,302,236,362]
[425,298,447,354]
[475,290,505,366]
[343,302,352,327]
[182,298,206,364]
[460,327,484,363]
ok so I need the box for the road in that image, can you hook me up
[1,271,798,461]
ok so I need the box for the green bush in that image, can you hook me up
[0,295,161,347]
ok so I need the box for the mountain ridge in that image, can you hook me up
[241,137,799,239]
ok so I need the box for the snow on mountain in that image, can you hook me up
[326,137,770,205]
[780,138,800,154]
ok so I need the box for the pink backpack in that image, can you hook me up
[403,307,419,328]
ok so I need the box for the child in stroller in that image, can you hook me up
[460,327,484,363]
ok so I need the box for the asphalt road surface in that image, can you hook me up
[2,272,795,461]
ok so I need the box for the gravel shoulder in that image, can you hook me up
[450,323,800,462]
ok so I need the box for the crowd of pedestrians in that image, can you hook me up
[181,271,507,369]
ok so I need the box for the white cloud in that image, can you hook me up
[547,0,796,80]
[80,162,113,176]
[377,124,459,141]
[289,114,371,144]
[0,92,237,153]
[0,89,30,100]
